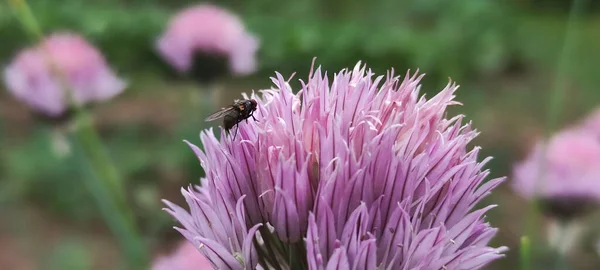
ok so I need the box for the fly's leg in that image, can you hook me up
[250,112,259,122]
[233,124,240,140]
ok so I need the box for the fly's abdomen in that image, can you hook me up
[223,112,239,131]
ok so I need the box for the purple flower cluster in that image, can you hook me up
[512,129,600,200]
[3,32,125,117]
[512,108,600,219]
[156,4,259,76]
[165,61,507,269]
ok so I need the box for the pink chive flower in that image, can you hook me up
[2,32,126,117]
[164,61,507,269]
[152,240,212,270]
[512,127,600,219]
[156,4,259,76]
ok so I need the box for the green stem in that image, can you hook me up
[73,112,148,269]
[73,113,126,203]
[7,0,43,39]
[187,82,219,123]
[545,0,589,135]
[7,0,148,268]
[519,236,531,270]
[290,242,307,270]
[523,0,588,268]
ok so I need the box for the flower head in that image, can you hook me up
[3,32,126,117]
[512,128,600,219]
[165,61,506,269]
[152,240,212,270]
[156,4,259,77]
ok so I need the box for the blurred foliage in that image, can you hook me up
[0,0,519,86]
[519,0,600,12]
[44,238,92,270]
[1,126,96,219]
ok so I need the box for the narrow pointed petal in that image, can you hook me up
[193,236,243,270]
[243,224,262,270]
[305,213,325,270]
[352,239,377,270]
[325,248,350,270]
[271,187,301,242]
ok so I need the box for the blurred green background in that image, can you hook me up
[1,0,600,269]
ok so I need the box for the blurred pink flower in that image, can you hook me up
[512,128,600,201]
[3,32,126,117]
[152,240,212,270]
[156,4,259,75]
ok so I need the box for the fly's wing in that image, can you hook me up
[205,106,235,122]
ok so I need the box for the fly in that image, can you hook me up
[205,99,258,140]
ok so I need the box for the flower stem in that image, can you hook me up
[545,0,589,135]
[73,113,126,203]
[524,0,589,267]
[7,0,43,39]
[519,236,531,270]
[289,242,307,270]
[73,111,148,269]
[7,0,148,268]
